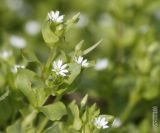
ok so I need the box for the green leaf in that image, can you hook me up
[86,103,100,125]
[68,101,82,130]
[143,87,159,100]
[15,70,34,103]
[88,104,100,118]
[22,49,40,64]
[83,39,102,55]
[6,120,21,133]
[80,94,88,108]
[6,118,36,133]
[75,40,84,51]
[66,13,80,31]
[42,21,59,48]
[43,122,66,133]
[64,63,81,85]
[15,69,47,107]
[55,24,65,37]
[40,102,67,121]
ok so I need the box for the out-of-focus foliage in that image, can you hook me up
[0,0,160,133]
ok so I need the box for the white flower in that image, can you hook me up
[0,50,12,59]
[6,0,24,12]
[94,58,108,71]
[139,25,149,34]
[98,13,114,27]
[10,35,26,49]
[11,64,25,73]
[154,10,160,20]
[74,56,89,68]
[112,118,122,128]
[25,20,40,36]
[48,11,64,23]
[93,116,109,129]
[52,60,68,76]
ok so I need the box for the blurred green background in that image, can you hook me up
[0,0,160,132]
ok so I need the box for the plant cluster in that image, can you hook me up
[0,11,114,133]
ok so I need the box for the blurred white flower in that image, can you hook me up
[6,0,30,18]
[94,58,108,71]
[98,13,114,27]
[0,50,12,60]
[77,14,89,28]
[25,20,40,36]
[11,65,25,73]
[154,10,160,20]
[112,118,122,128]
[48,11,64,23]
[6,0,24,12]
[10,35,26,49]
[74,56,89,68]
[93,116,109,129]
[139,25,149,34]
[52,60,68,76]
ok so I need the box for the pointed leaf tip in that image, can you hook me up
[83,39,103,55]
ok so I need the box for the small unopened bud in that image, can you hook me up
[81,94,88,108]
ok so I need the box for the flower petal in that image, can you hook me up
[78,56,83,64]
[54,11,60,19]
[57,60,63,68]
[59,71,66,76]
[103,125,109,129]
[61,69,68,73]
[61,64,68,69]
[57,15,64,23]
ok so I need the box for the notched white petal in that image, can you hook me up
[47,10,64,23]
[74,56,89,68]
[93,116,109,129]
[61,64,68,69]
[52,60,68,77]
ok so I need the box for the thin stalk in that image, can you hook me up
[54,92,64,102]
[22,110,38,129]
[36,117,49,133]
[46,48,57,70]
[120,88,141,124]
[41,48,57,79]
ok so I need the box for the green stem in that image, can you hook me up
[46,48,57,70]
[42,48,57,79]
[54,92,64,102]
[120,88,141,124]
[22,110,38,129]
[36,117,49,133]
[121,100,135,123]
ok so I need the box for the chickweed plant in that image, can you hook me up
[0,11,115,133]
